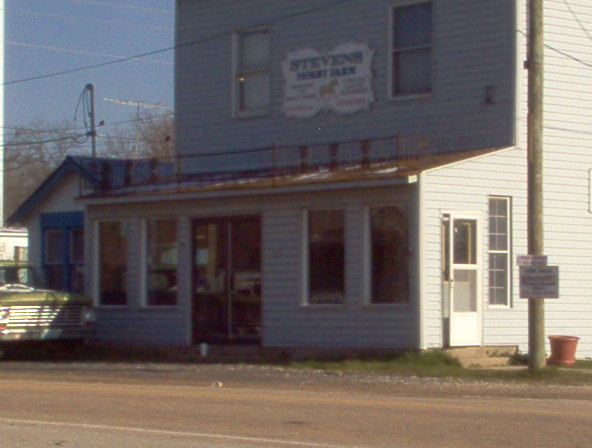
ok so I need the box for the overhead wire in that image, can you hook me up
[2,0,355,87]
[562,0,592,43]
[10,7,173,31]
[50,0,174,15]
[6,40,173,66]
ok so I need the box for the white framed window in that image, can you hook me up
[233,26,271,117]
[143,218,178,307]
[389,2,433,97]
[96,220,128,306]
[366,206,410,304]
[304,209,345,305]
[488,197,511,306]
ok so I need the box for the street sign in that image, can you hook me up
[519,265,559,299]
[517,255,548,267]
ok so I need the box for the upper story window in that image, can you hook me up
[390,2,433,97]
[233,26,271,117]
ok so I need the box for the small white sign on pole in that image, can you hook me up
[516,254,548,266]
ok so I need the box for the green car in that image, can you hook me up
[0,261,96,343]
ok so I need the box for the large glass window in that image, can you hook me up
[234,26,271,116]
[307,209,345,305]
[98,221,127,306]
[391,2,432,96]
[369,206,409,304]
[145,219,178,306]
[489,197,511,306]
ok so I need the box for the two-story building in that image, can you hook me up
[10,0,592,357]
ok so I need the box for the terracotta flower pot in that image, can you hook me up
[547,335,579,366]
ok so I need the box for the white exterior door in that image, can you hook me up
[442,214,482,347]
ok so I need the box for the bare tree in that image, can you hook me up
[101,112,174,160]
[4,121,88,218]
[4,113,175,218]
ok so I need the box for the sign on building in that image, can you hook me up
[519,265,559,299]
[282,42,374,118]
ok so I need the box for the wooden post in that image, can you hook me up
[527,0,546,371]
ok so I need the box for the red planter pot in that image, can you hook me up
[547,335,579,366]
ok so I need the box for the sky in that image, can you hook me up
[3,0,174,143]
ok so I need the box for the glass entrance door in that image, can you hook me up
[442,214,482,347]
[192,216,261,344]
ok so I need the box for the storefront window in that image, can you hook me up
[145,219,178,306]
[307,209,345,305]
[98,221,127,306]
[370,206,409,304]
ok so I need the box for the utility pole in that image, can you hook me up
[527,0,546,371]
[0,0,5,225]
[86,84,97,159]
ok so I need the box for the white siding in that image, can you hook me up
[421,148,529,351]
[515,0,592,357]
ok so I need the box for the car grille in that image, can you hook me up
[7,306,84,328]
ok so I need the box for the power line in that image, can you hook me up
[6,40,173,66]
[517,29,592,68]
[1,135,85,148]
[1,112,174,133]
[51,0,174,15]
[2,0,355,87]
[562,0,592,43]
[9,7,173,31]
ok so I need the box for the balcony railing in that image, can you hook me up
[80,134,471,194]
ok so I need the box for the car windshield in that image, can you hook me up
[0,266,43,288]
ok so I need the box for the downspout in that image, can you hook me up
[416,172,426,350]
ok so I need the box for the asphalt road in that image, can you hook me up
[0,362,591,447]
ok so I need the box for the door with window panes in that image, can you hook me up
[44,227,84,293]
[442,214,482,346]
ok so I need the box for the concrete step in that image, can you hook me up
[445,346,518,368]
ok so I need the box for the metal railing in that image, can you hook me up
[81,134,471,193]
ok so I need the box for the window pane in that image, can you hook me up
[489,198,508,251]
[99,221,127,306]
[371,207,409,304]
[489,253,508,305]
[453,270,477,312]
[394,2,432,49]
[45,230,64,264]
[453,219,477,265]
[308,210,345,304]
[146,219,178,306]
[240,28,270,71]
[239,72,271,111]
[393,49,431,95]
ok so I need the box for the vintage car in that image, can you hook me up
[0,261,96,343]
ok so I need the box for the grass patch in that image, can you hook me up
[291,349,463,376]
[289,350,592,384]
